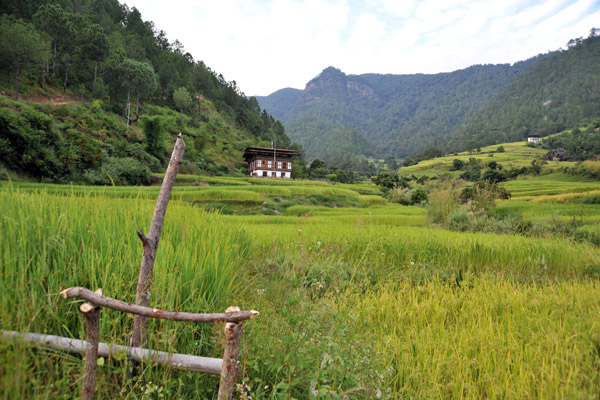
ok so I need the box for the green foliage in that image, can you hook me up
[0,15,49,99]
[542,125,600,161]
[0,0,302,180]
[372,171,400,189]
[447,35,600,152]
[459,158,483,181]
[94,157,152,185]
[450,158,465,171]
[141,115,166,163]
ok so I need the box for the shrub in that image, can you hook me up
[410,187,429,205]
[97,157,152,185]
[142,115,167,162]
[450,159,465,171]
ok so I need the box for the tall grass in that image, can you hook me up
[0,188,250,398]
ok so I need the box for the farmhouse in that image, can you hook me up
[527,135,541,143]
[243,146,299,178]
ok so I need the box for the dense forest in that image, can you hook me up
[445,31,600,152]
[258,30,600,164]
[0,0,299,183]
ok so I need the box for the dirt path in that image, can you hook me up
[22,92,86,105]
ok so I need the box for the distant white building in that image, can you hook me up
[527,135,541,144]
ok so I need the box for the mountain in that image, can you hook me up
[259,33,600,164]
[445,34,600,151]
[257,60,541,163]
[254,88,302,121]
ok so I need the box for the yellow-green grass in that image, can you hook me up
[336,277,600,398]
[1,181,360,203]
[0,188,250,398]
[400,141,570,177]
[3,177,600,398]
[358,194,388,205]
[242,220,599,278]
[496,200,600,226]
[235,213,600,398]
[504,173,600,198]
[514,189,600,203]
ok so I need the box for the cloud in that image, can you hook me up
[125,0,600,95]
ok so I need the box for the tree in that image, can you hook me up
[110,59,157,124]
[142,115,166,163]
[372,171,400,189]
[173,87,192,131]
[78,23,109,83]
[0,16,48,99]
[33,4,70,76]
[450,159,465,171]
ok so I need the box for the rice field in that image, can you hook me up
[1,171,600,399]
[399,141,561,177]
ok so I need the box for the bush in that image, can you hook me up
[97,157,152,185]
[410,187,429,205]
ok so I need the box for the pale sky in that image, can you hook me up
[125,0,600,96]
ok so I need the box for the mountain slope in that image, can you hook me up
[445,34,600,151]
[254,88,301,121]
[258,60,541,162]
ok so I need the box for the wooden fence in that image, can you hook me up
[1,134,259,399]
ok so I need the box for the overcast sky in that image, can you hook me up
[124,0,600,96]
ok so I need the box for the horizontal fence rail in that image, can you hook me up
[1,330,223,374]
[61,287,259,323]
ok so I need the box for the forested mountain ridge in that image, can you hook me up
[445,33,600,152]
[259,31,600,165]
[258,59,542,163]
[0,0,298,183]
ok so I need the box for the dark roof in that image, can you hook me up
[243,146,300,161]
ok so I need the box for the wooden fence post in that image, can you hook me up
[79,289,102,400]
[218,306,243,400]
[133,134,185,351]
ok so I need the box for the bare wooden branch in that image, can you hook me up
[1,330,222,375]
[133,133,186,349]
[80,301,100,400]
[218,306,244,400]
[61,287,258,323]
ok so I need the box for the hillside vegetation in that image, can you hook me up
[446,33,600,151]
[0,0,298,182]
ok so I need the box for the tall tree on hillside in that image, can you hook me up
[33,4,70,75]
[112,58,157,124]
[0,16,48,99]
[78,22,109,83]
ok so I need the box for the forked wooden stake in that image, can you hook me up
[80,288,102,400]
[132,134,185,351]
[218,306,244,400]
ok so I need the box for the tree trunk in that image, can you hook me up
[1,330,223,374]
[124,89,131,127]
[94,61,98,83]
[15,62,20,100]
[63,67,68,93]
[132,135,186,350]
[52,41,56,76]
[61,287,258,323]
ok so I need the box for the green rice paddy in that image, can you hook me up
[1,170,600,399]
